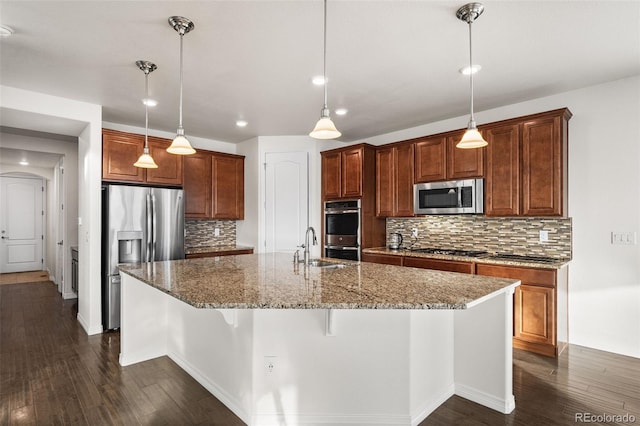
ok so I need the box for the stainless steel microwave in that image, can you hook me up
[414,178,484,215]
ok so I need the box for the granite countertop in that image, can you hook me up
[119,253,519,310]
[185,245,254,255]
[362,247,570,269]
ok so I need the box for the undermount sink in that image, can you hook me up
[308,259,349,269]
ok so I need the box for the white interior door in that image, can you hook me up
[0,176,45,273]
[265,152,308,253]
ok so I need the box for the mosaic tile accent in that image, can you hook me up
[185,220,236,248]
[387,216,572,259]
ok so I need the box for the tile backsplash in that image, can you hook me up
[387,216,572,259]
[185,220,236,248]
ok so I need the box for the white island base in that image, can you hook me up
[120,273,516,426]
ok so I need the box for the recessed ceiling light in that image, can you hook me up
[19,160,29,166]
[459,64,481,75]
[334,108,348,116]
[236,120,248,128]
[312,76,326,86]
[0,25,14,37]
[142,98,158,107]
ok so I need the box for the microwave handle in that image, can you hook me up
[457,188,462,208]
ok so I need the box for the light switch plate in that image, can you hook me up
[539,230,549,243]
[611,231,637,245]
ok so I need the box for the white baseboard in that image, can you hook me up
[62,291,77,300]
[119,349,166,367]
[251,413,410,425]
[76,313,102,335]
[411,384,455,425]
[455,383,516,414]
[168,350,250,425]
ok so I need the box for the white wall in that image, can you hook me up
[1,85,103,335]
[360,75,640,358]
[236,137,260,250]
[0,132,77,296]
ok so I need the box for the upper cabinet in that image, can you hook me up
[414,132,483,183]
[376,143,415,217]
[183,150,244,220]
[102,129,183,186]
[484,108,571,217]
[321,144,376,200]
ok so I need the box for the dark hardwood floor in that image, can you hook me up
[1,281,639,425]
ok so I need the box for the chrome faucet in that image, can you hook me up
[303,226,318,265]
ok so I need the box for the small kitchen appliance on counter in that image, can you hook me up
[388,233,403,250]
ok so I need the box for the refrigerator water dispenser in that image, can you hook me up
[117,231,142,264]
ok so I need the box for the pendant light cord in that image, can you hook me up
[144,70,149,149]
[322,0,328,113]
[468,17,475,127]
[178,33,184,131]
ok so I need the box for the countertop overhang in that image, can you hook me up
[118,253,519,310]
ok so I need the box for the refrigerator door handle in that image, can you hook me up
[146,193,152,262]
[151,193,157,261]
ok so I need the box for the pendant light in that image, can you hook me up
[134,60,159,169]
[456,3,488,149]
[167,16,196,155]
[309,0,341,140]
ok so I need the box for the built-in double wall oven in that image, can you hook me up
[324,199,360,261]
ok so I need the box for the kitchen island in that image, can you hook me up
[119,253,520,426]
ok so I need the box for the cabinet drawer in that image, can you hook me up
[476,264,556,287]
[361,253,403,266]
[404,257,474,274]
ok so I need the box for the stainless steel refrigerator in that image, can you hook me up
[101,184,185,330]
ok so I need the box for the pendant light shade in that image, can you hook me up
[134,60,158,169]
[167,16,196,155]
[456,3,487,149]
[309,0,341,140]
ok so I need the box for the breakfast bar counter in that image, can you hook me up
[119,253,520,425]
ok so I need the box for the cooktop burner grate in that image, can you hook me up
[409,247,488,257]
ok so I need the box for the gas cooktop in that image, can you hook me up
[409,247,488,257]
[407,248,560,263]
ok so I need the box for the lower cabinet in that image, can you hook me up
[185,248,254,259]
[361,253,403,266]
[476,263,567,357]
[361,252,567,357]
[403,257,474,274]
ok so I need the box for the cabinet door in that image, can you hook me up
[446,132,484,179]
[183,152,212,219]
[341,147,364,198]
[376,147,394,217]
[146,137,184,185]
[322,152,342,199]
[484,124,521,216]
[522,115,563,216]
[514,284,555,346]
[102,130,144,182]
[414,137,446,182]
[394,143,415,216]
[212,154,244,219]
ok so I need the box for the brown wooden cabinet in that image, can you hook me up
[403,257,475,274]
[322,145,374,200]
[183,150,244,220]
[414,133,483,183]
[376,143,414,217]
[185,248,253,259]
[483,108,571,217]
[321,144,385,251]
[476,263,567,357]
[361,252,403,266]
[102,129,183,186]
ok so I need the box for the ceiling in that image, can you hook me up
[1,1,639,143]
[0,147,62,169]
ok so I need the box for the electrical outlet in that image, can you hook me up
[539,230,549,243]
[611,231,637,245]
[264,356,276,373]
[214,228,220,237]
[411,228,419,238]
